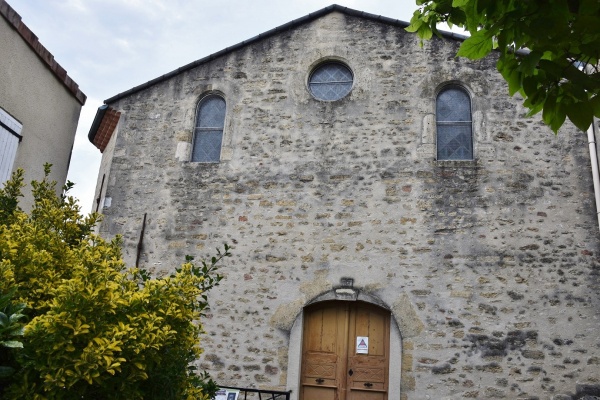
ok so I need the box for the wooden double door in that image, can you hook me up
[300,301,390,400]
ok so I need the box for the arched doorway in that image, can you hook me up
[300,301,391,400]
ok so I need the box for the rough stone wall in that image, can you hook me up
[95,11,600,400]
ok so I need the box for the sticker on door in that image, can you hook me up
[356,336,369,354]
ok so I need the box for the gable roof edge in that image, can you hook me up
[104,4,467,105]
[0,0,86,105]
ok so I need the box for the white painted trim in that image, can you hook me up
[0,107,22,183]
[286,314,303,400]
[0,107,23,135]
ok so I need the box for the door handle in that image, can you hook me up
[364,382,373,388]
[315,378,324,384]
[348,369,353,376]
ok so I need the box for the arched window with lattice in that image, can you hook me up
[436,86,473,160]
[192,95,226,162]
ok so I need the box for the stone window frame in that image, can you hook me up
[191,93,227,163]
[419,81,487,164]
[177,88,233,163]
[436,83,474,161]
[306,58,355,102]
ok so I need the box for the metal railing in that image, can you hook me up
[217,386,291,400]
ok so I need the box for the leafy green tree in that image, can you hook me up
[0,167,228,400]
[407,0,600,133]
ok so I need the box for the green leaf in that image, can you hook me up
[591,95,600,118]
[520,51,544,76]
[405,18,423,33]
[9,312,26,324]
[542,92,566,133]
[564,64,592,88]
[462,0,479,31]
[543,93,557,125]
[432,0,453,14]
[457,29,493,59]
[476,0,493,14]
[417,24,434,41]
[550,108,567,133]
[538,60,564,81]
[448,6,467,25]
[559,81,590,106]
[6,326,25,336]
[0,312,8,328]
[452,0,470,6]
[498,60,521,96]
[565,101,594,131]
[525,101,544,117]
[523,85,545,109]
[0,288,18,309]
[1,340,24,348]
[522,76,540,99]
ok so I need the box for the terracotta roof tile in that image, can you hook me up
[92,107,121,152]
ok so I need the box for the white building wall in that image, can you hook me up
[0,10,83,208]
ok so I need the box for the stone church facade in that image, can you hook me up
[88,5,600,399]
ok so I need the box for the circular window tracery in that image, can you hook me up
[308,62,353,101]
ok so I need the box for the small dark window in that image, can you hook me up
[436,86,473,160]
[309,62,353,101]
[192,95,226,162]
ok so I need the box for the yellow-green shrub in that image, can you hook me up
[0,167,227,399]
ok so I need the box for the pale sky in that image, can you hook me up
[9,0,420,212]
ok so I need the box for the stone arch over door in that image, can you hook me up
[285,289,402,400]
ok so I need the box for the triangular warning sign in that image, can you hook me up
[358,339,367,349]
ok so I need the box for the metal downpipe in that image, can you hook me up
[587,118,600,232]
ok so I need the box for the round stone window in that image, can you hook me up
[308,62,353,101]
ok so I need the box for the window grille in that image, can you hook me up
[436,86,473,160]
[192,95,226,162]
[309,63,353,101]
